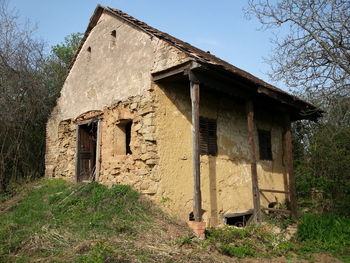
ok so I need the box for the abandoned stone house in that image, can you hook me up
[45,5,321,227]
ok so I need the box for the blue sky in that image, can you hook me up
[9,0,284,89]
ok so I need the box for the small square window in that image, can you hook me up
[258,129,272,160]
[199,117,217,156]
[115,120,132,155]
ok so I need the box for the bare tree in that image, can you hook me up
[246,0,350,102]
[0,0,82,192]
[246,0,350,214]
[0,0,49,191]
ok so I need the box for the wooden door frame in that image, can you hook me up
[75,118,102,183]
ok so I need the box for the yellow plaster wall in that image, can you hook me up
[154,83,287,226]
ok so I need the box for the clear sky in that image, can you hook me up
[9,0,284,89]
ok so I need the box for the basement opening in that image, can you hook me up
[189,212,194,221]
[76,121,98,182]
[224,212,253,227]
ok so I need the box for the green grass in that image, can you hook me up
[1,179,349,262]
[75,242,115,263]
[0,179,152,262]
[296,213,350,262]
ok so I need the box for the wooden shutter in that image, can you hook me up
[199,117,217,156]
[258,129,272,160]
[199,117,208,154]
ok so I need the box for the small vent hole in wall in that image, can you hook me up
[87,46,91,61]
[111,30,116,46]
[225,214,252,227]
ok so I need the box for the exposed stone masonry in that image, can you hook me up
[45,119,76,180]
[45,93,160,196]
[99,94,159,195]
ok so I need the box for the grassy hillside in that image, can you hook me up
[0,179,348,263]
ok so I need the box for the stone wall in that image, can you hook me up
[46,93,160,195]
[46,119,76,181]
[98,94,159,195]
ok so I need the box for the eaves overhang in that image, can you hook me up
[152,61,323,121]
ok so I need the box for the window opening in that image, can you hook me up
[199,117,217,156]
[125,121,132,155]
[111,30,116,46]
[115,120,133,155]
[258,129,272,160]
[77,122,97,182]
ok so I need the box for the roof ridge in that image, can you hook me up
[67,5,321,119]
[103,6,292,96]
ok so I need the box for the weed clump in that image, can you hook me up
[200,214,350,261]
[219,244,256,258]
[205,224,293,258]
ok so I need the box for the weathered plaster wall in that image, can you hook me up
[154,83,287,226]
[45,11,190,178]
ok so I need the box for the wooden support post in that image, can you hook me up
[95,120,102,182]
[283,114,298,218]
[246,100,261,223]
[75,125,81,183]
[190,80,202,222]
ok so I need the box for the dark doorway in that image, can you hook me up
[77,122,97,182]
